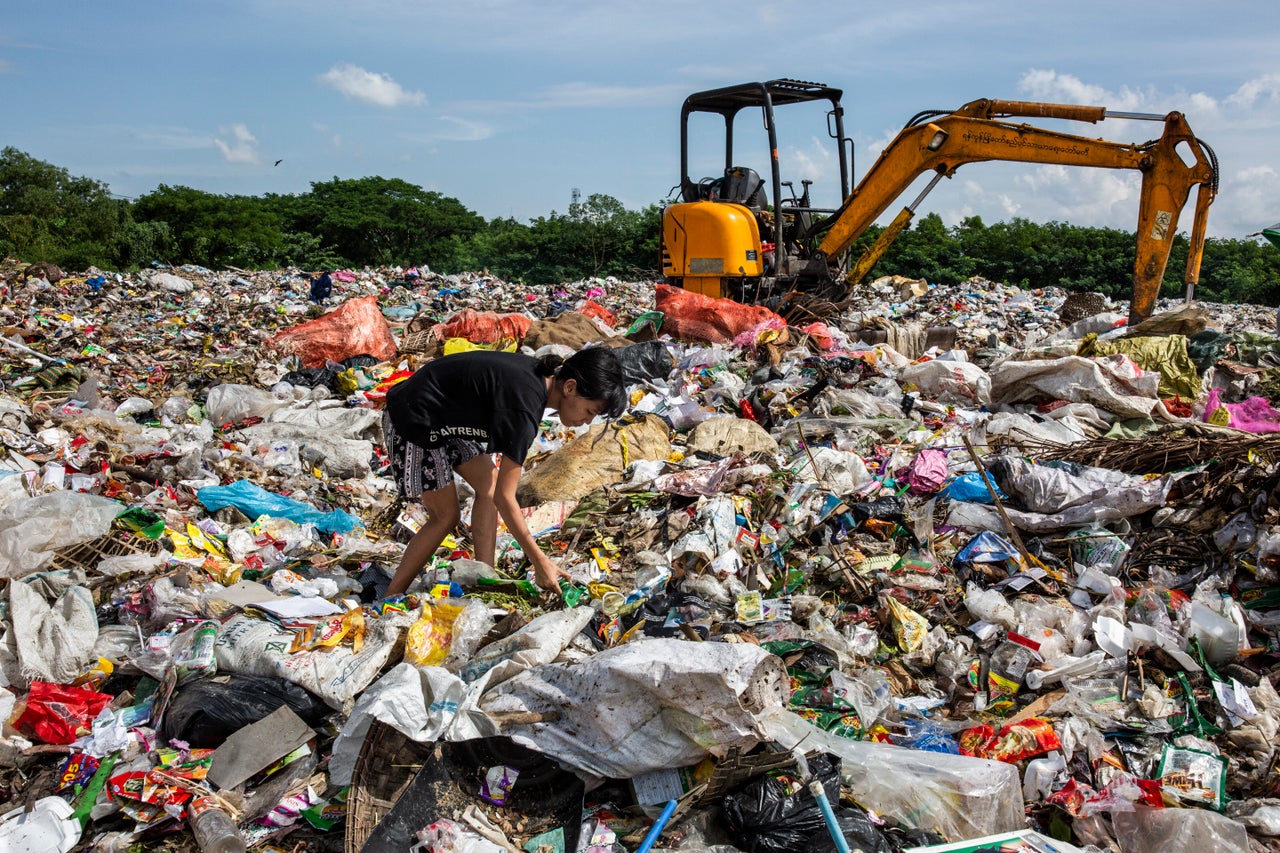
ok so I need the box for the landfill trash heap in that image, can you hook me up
[0,256,1279,853]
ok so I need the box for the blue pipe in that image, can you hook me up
[793,750,850,853]
[635,799,679,853]
[810,781,851,853]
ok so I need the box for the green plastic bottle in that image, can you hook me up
[559,580,583,607]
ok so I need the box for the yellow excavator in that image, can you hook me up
[661,79,1219,324]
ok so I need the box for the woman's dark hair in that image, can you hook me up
[536,348,627,418]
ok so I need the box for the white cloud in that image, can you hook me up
[1226,164,1280,232]
[1000,69,1280,235]
[954,180,1021,223]
[532,81,680,108]
[1018,69,1121,108]
[408,116,493,143]
[319,63,425,108]
[102,125,213,150]
[1015,68,1225,123]
[864,127,899,160]
[1226,73,1280,109]
[784,138,835,182]
[213,123,260,164]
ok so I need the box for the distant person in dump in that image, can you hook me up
[309,270,333,303]
[381,348,626,595]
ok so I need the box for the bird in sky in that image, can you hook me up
[273,159,283,167]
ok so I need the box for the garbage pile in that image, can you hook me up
[0,257,1279,853]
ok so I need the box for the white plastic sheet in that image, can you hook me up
[989,455,1174,516]
[204,383,287,424]
[1112,805,1250,853]
[989,354,1166,420]
[899,359,992,407]
[9,577,97,685]
[457,607,595,687]
[214,610,411,712]
[329,663,487,786]
[795,446,873,496]
[479,638,787,780]
[669,494,738,568]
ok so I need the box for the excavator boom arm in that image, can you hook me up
[816,100,1217,322]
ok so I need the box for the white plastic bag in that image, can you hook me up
[457,607,595,687]
[1112,805,1250,853]
[204,383,287,424]
[899,360,992,407]
[0,491,122,579]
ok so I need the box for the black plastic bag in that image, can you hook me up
[161,673,330,748]
[281,354,381,391]
[722,752,840,853]
[341,354,381,370]
[826,809,893,853]
[845,496,904,524]
[615,341,675,385]
[281,365,337,389]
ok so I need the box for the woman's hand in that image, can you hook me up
[491,457,571,593]
[530,550,571,592]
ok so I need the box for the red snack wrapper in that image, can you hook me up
[959,717,1061,762]
[15,681,113,745]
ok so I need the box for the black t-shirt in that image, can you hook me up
[385,351,548,463]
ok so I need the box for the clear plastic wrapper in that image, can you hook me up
[762,708,1023,841]
[1112,805,1250,853]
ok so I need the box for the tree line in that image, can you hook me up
[2,146,1277,305]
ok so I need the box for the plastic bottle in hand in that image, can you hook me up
[189,797,245,853]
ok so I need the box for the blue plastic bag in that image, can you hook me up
[896,719,960,754]
[938,472,1007,503]
[197,480,360,534]
[955,530,1020,564]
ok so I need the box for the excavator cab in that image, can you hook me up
[665,80,1218,323]
[662,79,851,301]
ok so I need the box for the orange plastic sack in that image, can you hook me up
[580,300,617,328]
[263,296,398,368]
[654,284,784,344]
[431,309,532,344]
[801,322,836,350]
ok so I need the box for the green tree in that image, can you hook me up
[1198,236,1280,305]
[455,217,539,279]
[132,185,286,269]
[293,177,483,268]
[0,147,126,269]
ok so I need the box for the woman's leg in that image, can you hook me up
[385,484,460,596]
[456,454,499,566]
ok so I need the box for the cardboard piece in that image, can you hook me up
[206,705,315,790]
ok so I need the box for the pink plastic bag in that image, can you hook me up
[1203,388,1280,432]
[905,448,949,495]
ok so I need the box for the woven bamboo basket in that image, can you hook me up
[398,330,436,355]
[345,720,434,852]
[48,531,163,574]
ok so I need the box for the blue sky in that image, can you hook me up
[4,1,1280,241]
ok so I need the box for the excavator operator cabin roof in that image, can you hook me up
[682,79,843,118]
